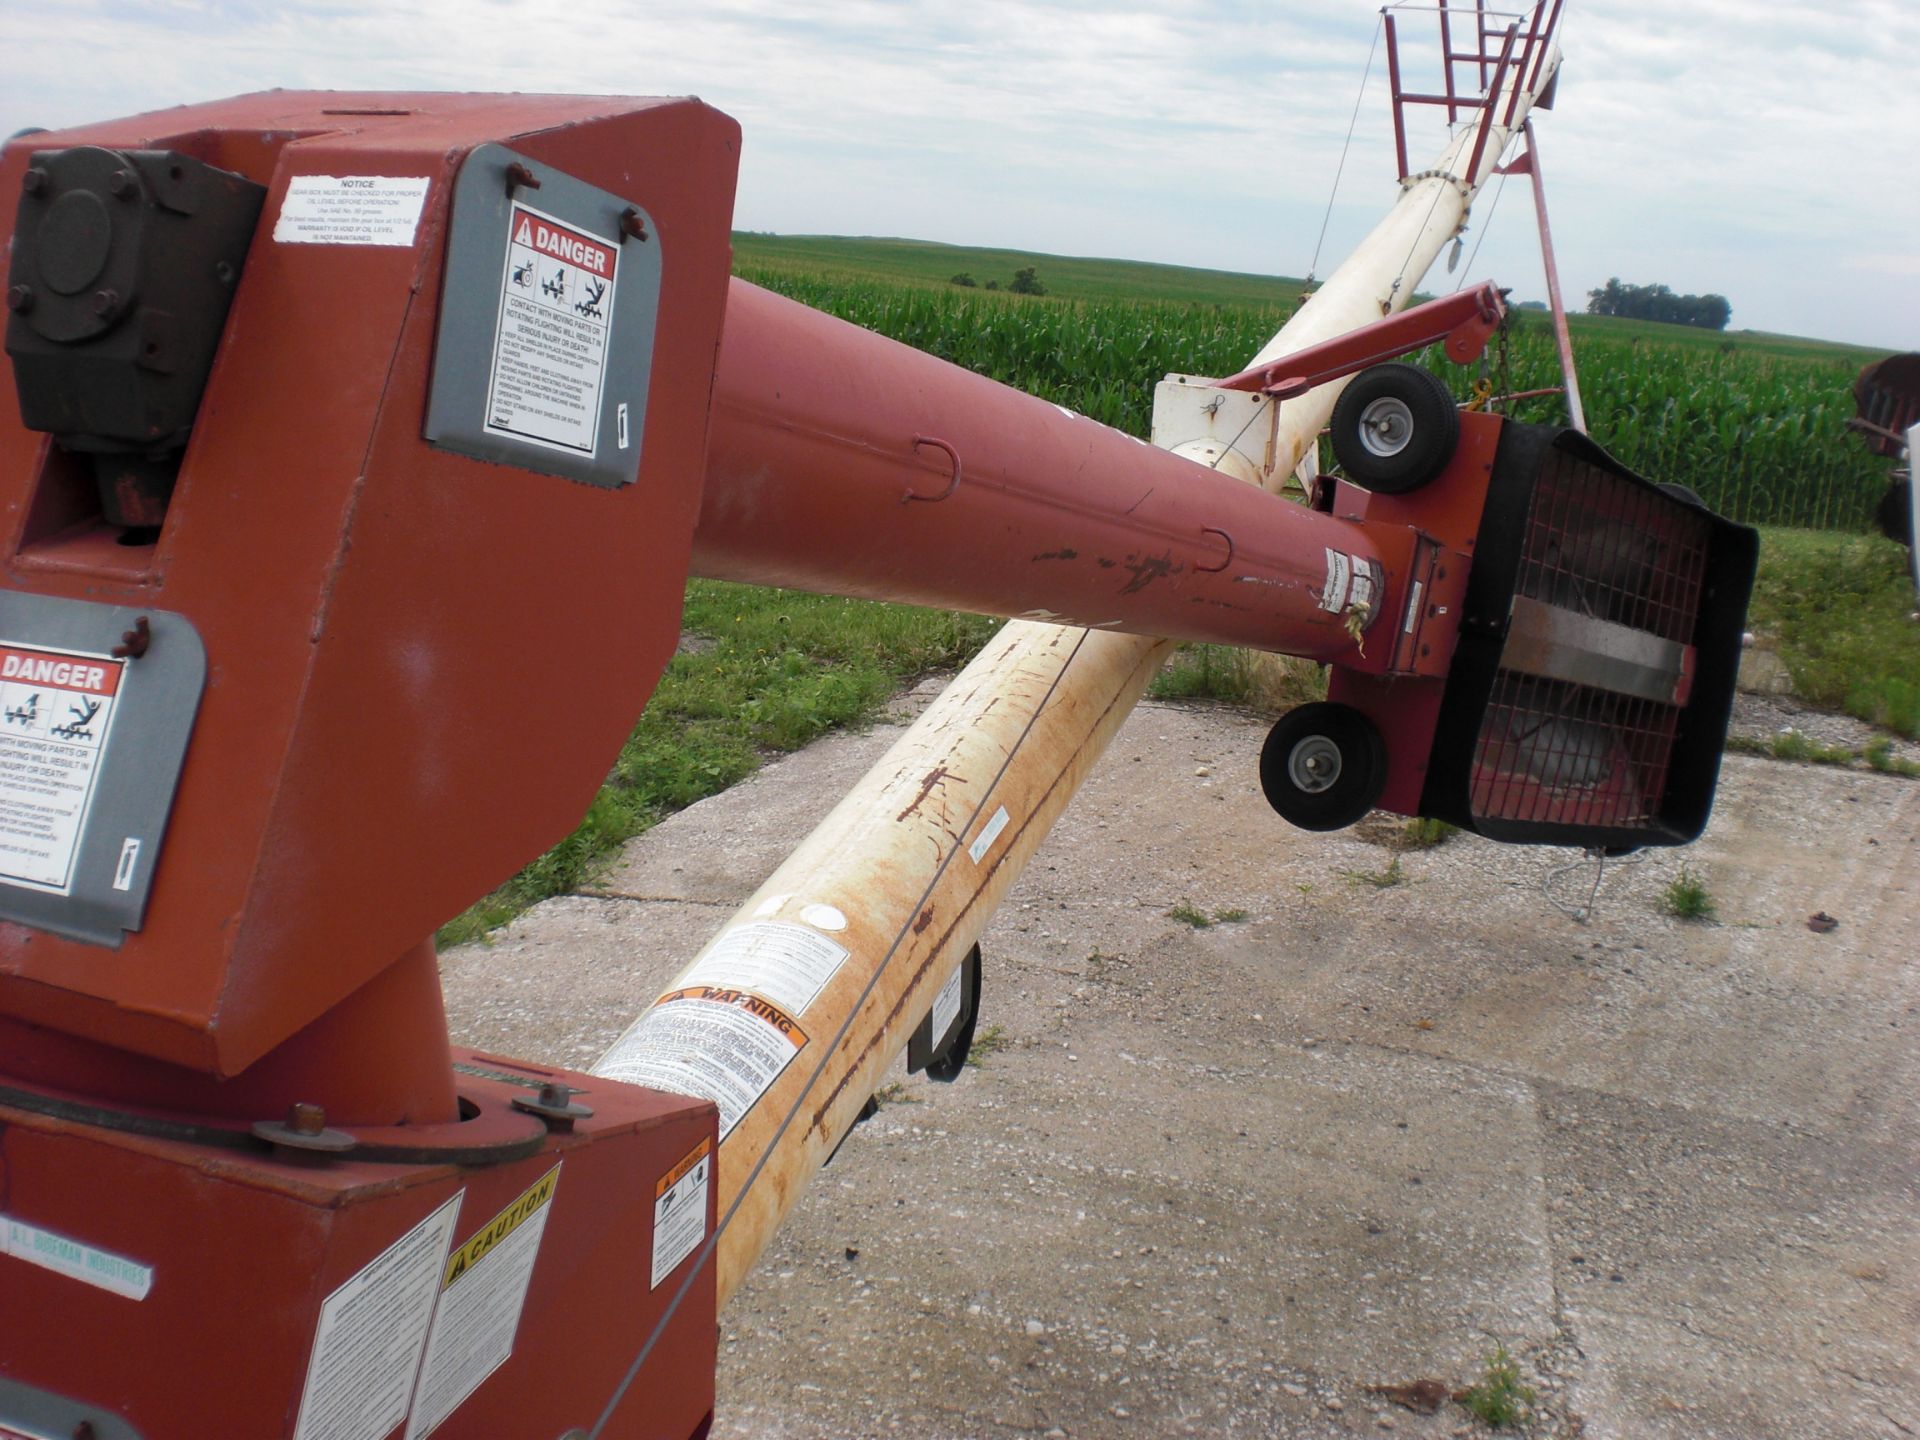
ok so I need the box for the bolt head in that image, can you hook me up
[5,284,31,314]
[108,169,137,198]
[287,1102,327,1136]
[22,167,49,196]
[90,288,120,317]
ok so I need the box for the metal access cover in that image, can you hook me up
[423,143,662,487]
[0,594,203,945]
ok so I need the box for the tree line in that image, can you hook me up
[1586,278,1732,331]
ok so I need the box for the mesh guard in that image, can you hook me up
[1421,424,1756,848]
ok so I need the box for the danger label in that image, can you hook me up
[595,987,807,1141]
[651,1139,712,1289]
[485,202,618,456]
[678,921,850,1016]
[407,1167,561,1440]
[0,642,125,895]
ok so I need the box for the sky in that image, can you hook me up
[2,1,1915,350]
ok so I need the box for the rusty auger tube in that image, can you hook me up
[595,621,1172,1305]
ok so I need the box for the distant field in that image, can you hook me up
[732,232,1889,366]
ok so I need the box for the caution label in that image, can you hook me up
[678,921,850,1016]
[294,1192,463,1440]
[595,987,808,1141]
[485,202,618,456]
[406,1166,561,1440]
[651,1138,712,1289]
[0,642,125,895]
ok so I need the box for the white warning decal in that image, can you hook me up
[273,176,431,246]
[930,962,964,1047]
[1320,548,1352,613]
[651,1138,712,1289]
[678,922,849,1016]
[1,1214,152,1300]
[968,805,1011,864]
[294,1192,463,1440]
[595,987,807,1141]
[485,202,618,457]
[0,643,125,895]
[406,1167,561,1440]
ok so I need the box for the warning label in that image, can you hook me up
[274,175,432,246]
[406,1167,561,1440]
[294,1193,463,1440]
[0,642,124,895]
[651,1138,712,1289]
[485,202,618,456]
[596,987,808,1141]
[678,921,850,1016]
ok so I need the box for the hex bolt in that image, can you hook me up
[214,259,236,284]
[91,289,121,317]
[72,1422,97,1440]
[108,169,138,198]
[620,206,649,243]
[5,285,32,314]
[22,167,49,196]
[537,1082,573,1108]
[504,161,541,195]
[287,1102,327,1136]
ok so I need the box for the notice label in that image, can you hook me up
[1,1214,151,1300]
[0,642,124,895]
[485,202,618,457]
[406,1168,560,1440]
[274,175,431,246]
[294,1193,463,1440]
[651,1139,712,1289]
[1320,548,1353,613]
[595,988,807,1141]
[678,921,850,1016]
[930,963,964,1048]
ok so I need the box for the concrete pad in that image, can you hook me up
[440,693,1920,1439]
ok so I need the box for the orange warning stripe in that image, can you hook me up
[655,986,808,1048]
[655,1137,713,1200]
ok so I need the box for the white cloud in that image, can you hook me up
[1,1,1914,347]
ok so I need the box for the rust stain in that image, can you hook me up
[1096,557,1117,569]
[896,765,953,822]
[912,906,934,934]
[1119,550,1182,596]
[1031,548,1079,562]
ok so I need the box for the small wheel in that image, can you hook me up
[1329,362,1461,494]
[1258,702,1388,832]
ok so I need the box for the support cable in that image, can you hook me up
[1306,16,1382,285]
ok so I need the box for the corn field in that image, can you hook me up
[738,269,1889,533]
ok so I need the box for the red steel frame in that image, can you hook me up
[1383,1,1564,183]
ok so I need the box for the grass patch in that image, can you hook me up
[1456,1344,1536,1429]
[438,582,996,945]
[1212,907,1250,924]
[1167,901,1213,928]
[1398,816,1457,850]
[1349,856,1405,889]
[964,1023,1010,1067]
[1747,529,1920,739]
[1767,729,1860,766]
[1151,645,1327,711]
[1662,865,1716,921]
[1865,737,1920,777]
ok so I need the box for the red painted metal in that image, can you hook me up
[1384,2,1564,184]
[1508,122,1587,432]
[1463,22,1519,185]
[0,94,740,1109]
[692,279,1394,662]
[0,1052,719,1440]
[1384,11,1410,181]
[1212,281,1506,397]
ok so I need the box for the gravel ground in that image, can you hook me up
[442,677,1919,1440]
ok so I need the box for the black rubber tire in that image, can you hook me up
[1258,702,1389,833]
[1329,362,1461,494]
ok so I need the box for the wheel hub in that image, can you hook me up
[1287,735,1343,793]
[1357,396,1414,458]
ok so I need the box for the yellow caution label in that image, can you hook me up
[442,1165,559,1289]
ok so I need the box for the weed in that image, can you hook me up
[1398,816,1457,850]
[871,1081,920,1107]
[1349,856,1404,889]
[1456,1344,1535,1429]
[1767,728,1857,766]
[1662,865,1716,921]
[964,1024,1010,1067]
[1212,907,1250,924]
[1167,901,1213,928]
[1864,736,1920,777]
